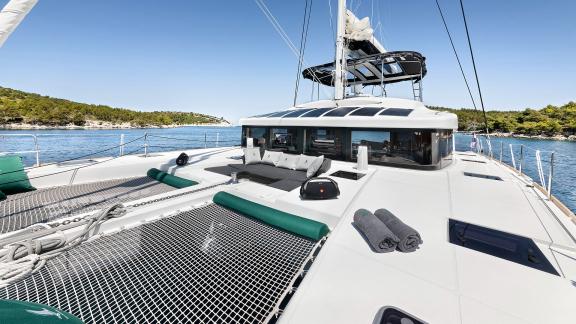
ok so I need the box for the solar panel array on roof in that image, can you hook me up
[300,107,335,117]
[323,107,359,117]
[379,108,413,116]
[250,107,415,118]
[282,108,316,118]
[349,107,384,116]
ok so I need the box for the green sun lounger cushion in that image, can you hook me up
[0,190,6,201]
[213,191,329,241]
[0,300,82,323]
[147,168,198,188]
[0,156,36,195]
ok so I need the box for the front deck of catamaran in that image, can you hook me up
[2,0,575,323]
[1,139,575,323]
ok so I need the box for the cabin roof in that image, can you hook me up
[240,96,458,130]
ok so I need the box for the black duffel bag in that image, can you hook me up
[300,177,340,200]
[176,153,189,166]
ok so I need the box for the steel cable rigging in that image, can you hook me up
[294,0,314,105]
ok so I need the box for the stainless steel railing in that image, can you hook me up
[0,132,239,167]
[471,135,556,198]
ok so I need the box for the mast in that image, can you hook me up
[334,0,346,100]
[0,0,38,48]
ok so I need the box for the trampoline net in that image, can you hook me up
[0,204,318,323]
[0,177,174,233]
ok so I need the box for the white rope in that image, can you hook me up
[0,204,126,288]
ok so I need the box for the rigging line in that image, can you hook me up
[254,0,298,54]
[293,0,313,106]
[375,0,384,46]
[328,0,335,42]
[254,0,329,98]
[434,0,477,112]
[459,0,489,135]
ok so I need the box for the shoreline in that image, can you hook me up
[459,132,576,141]
[0,121,233,130]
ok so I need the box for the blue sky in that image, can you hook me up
[0,0,574,123]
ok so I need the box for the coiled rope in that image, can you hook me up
[0,204,126,288]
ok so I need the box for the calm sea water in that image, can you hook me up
[1,127,574,212]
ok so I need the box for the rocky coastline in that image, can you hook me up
[0,120,233,130]
[464,132,576,141]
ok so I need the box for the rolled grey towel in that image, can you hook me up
[353,209,399,253]
[374,208,422,252]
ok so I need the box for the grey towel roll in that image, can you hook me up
[374,208,422,252]
[353,209,399,253]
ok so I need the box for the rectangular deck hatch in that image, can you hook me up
[448,219,559,276]
[461,158,487,163]
[463,172,502,181]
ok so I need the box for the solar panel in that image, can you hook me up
[379,108,413,116]
[249,112,276,118]
[349,107,384,116]
[323,107,359,117]
[266,111,293,118]
[282,108,316,118]
[300,107,336,117]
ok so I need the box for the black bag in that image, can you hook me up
[300,177,340,200]
[176,153,189,166]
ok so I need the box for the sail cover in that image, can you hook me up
[0,0,38,48]
[303,51,426,86]
[345,9,385,55]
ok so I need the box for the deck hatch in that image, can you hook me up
[463,172,502,181]
[461,159,487,164]
[448,219,559,276]
[0,204,319,323]
[379,108,413,116]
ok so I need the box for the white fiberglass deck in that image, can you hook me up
[2,146,575,323]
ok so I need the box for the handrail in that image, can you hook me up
[0,132,239,167]
[472,135,557,198]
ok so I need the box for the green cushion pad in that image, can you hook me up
[213,191,329,241]
[0,299,83,323]
[0,156,36,195]
[147,168,198,189]
[0,191,5,201]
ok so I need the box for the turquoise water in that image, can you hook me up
[1,127,574,212]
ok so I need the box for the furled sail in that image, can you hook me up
[0,0,38,48]
[345,9,385,56]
